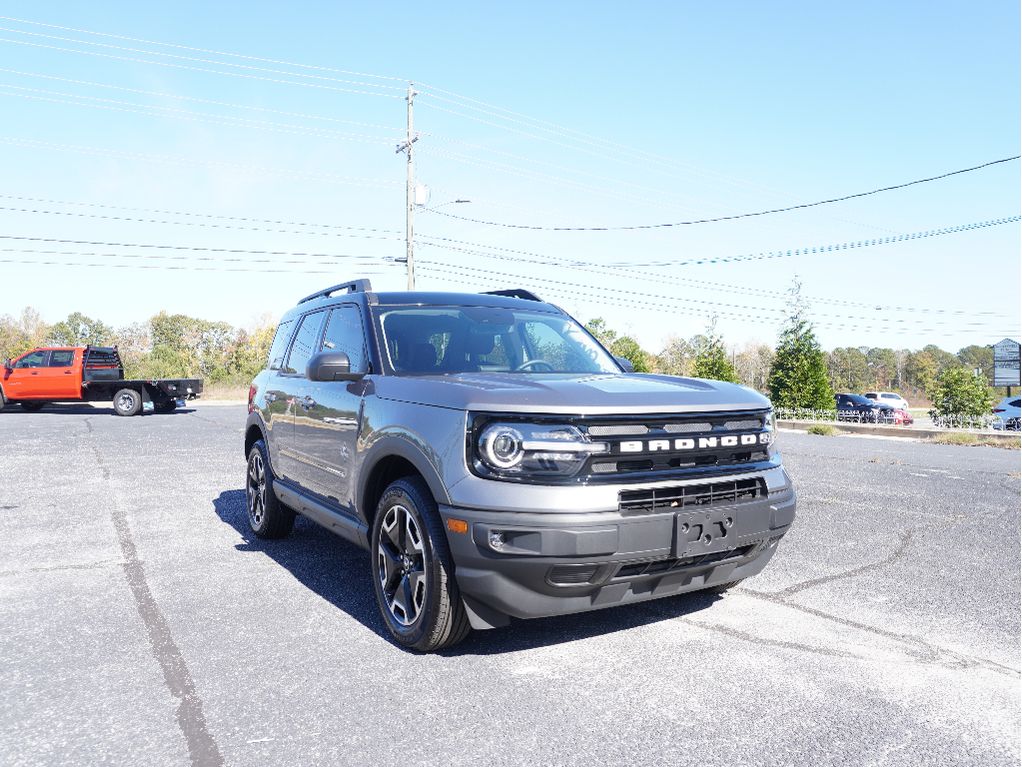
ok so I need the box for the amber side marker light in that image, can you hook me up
[446,518,469,534]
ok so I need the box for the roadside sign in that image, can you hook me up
[992,338,1021,386]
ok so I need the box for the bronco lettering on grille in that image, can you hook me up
[618,433,769,453]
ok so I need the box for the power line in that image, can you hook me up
[0,84,401,145]
[0,194,403,237]
[424,156,1022,231]
[421,259,1003,330]
[0,26,406,92]
[424,263,1019,337]
[2,190,1011,318]
[0,36,404,99]
[0,136,402,188]
[0,66,400,130]
[0,234,395,262]
[0,254,388,275]
[0,15,408,83]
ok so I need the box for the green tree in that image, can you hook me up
[584,318,652,373]
[691,321,737,383]
[929,367,993,416]
[828,347,869,391]
[733,343,774,391]
[956,344,994,382]
[866,347,898,390]
[656,335,695,376]
[48,312,113,347]
[768,282,833,409]
[0,308,49,362]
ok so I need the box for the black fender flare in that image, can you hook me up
[358,435,452,513]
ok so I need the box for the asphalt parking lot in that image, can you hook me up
[1,403,1019,767]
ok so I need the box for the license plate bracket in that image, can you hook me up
[674,508,738,558]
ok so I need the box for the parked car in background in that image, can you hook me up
[864,391,910,411]
[890,408,914,426]
[836,393,896,423]
[991,396,1021,431]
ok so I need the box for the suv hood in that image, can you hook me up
[373,373,770,415]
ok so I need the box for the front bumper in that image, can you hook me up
[439,478,796,629]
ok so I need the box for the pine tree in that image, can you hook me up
[692,320,738,383]
[768,282,834,409]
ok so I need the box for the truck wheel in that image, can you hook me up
[371,477,471,652]
[245,440,295,539]
[113,388,142,417]
[20,402,45,412]
[155,400,177,413]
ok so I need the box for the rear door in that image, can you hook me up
[275,311,327,484]
[41,349,81,399]
[293,304,369,509]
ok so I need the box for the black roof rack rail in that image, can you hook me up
[298,279,373,305]
[483,288,542,302]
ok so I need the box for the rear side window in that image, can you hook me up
[49,350,74,367]
[283,312,326,375]
[882,394,898,401]
[321,305,368,373]
[864,393,877,399]
[267,319,295,371]
[1012,400,1021,408]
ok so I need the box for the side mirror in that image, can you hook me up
[307,351,364,382]
[615,356,635,373]
[2,358,11,371]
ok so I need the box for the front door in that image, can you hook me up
[3,350,49,400]
[293,305,369,510]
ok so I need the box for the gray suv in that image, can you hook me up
[244,280,796,651]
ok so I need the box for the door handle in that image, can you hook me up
[299,395,316,410]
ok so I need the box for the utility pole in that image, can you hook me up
[395,83,419,290]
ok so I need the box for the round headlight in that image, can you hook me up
[479,424,524,470]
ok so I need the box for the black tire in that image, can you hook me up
[155,400,178,413]
[0,388,6,411]
[370,476,470,652]
[245,440,295,539]
[113,388,142,417]
[20,401,45,412]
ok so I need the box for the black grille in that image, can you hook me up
[619,478,765,513]
[579,409,773,482]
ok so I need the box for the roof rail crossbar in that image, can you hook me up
[298,279,373,304]
[483,288,542,302]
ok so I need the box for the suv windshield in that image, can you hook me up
[376,305,620,374]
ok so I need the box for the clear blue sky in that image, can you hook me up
[0,1,1018,353]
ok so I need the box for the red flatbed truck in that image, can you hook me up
[0,345,202,416]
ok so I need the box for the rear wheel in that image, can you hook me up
[113,388,142,417]
[371,477,470,652]
[245,440,295,539]
[155,400,178,413]
[20,401,45,412]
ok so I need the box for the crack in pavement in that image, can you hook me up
[772,529,915,599]
[87,433,224,767]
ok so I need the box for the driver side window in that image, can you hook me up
[15,351,47,368]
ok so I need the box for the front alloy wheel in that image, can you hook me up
[370,477,470,652]
[377,504,428,626]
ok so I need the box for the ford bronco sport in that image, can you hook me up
[244,280,796,651]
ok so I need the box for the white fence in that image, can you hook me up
[775,407,1019,432]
